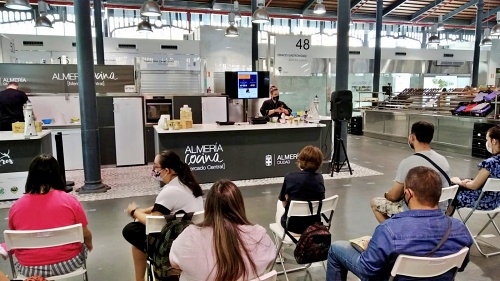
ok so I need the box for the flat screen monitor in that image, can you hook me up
[237,71,258,99]
[224,71,270,99]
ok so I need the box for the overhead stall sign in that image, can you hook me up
[274,35,312,77]
[0,64,134,93]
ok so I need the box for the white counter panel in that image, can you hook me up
[154,123,326,134]
[0,130,51,141]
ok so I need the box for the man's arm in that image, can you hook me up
[384,181,404,202]
[357,224,394,278]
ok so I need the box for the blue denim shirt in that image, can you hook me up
[358,209,473,281]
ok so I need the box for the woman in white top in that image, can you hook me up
[170,179,276,281]
[122,151,204,281]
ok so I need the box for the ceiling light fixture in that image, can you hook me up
[313,0,326,15]
[35,15,53,29]
[437,15,445,31]
[252,0,270,24]
[233,1,242,21]
[481,37,493,46]
[225,12,239,37]
[481,28,493,46]
[5,0,31,10]
[137,19,153,33]
[35,1,52,29]
[427,24,440,46]
[491,12,500,36]
[140,0,162,17]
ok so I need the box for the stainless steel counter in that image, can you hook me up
[363,110,500,155]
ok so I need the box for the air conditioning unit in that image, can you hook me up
[435,60,465,67]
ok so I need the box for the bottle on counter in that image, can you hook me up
[23,101,37,137]
[180,105,193,129]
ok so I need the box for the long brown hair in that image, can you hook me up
[200,180,259,281]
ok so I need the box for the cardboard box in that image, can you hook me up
[12,122,43,133]
[181,120,193,129]
[167,120,182,130]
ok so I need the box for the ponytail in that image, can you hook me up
[177,163,203,197]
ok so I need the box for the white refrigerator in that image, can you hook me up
[114,97,145,166]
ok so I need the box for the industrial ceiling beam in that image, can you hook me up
[382,0,407,17]
[350,0,363,9]
[16,0,474,28]
[301,0,316,14]
[443,0,477,22]
[469,6,500,25]
[410,0,445,21]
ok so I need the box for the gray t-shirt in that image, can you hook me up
[395,149,451,211]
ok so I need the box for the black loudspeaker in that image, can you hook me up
[331,90,353,120]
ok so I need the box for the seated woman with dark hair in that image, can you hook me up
[450,125,500,212]
[122,150,204,281]
[169,179,275,281]
[6,154,92,278]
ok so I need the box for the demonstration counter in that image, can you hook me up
[0,130,52,200]
[154,123,328,183]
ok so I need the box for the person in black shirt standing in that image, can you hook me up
[259,87,292,120]
[0,82,29,131]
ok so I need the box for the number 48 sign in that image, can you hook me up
[295,38,310,50]
[275,35,312,76]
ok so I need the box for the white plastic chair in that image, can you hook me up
[145,211,205,235]
[440,185,459,214]
[388,247,469,281]
[269,195,339,281]
[456,178,500,257]
[3,223,88,281]
[249,270,277,281]
[145,211,205,281]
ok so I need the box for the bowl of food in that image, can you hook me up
[41,118,52,124]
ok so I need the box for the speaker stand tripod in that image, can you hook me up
[330,120,353,176]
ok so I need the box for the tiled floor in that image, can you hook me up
[0,135,499,281]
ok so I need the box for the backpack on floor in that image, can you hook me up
[288,201,332,264]
[147,212,194,281]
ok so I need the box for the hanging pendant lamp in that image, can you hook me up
[491,12,500,36]
[137,19,153,33]
[225,12,239,37]
[233,1,242,21]
[140,0,162,17]
[5,0,31,10]
[35,15,53,28]
[35,1,53,29]
[481,28,493,46]
[313,0,326,15]
[436,15,445,31]
[252,0,269,24]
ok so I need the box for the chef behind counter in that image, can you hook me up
[0,82,35,131]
